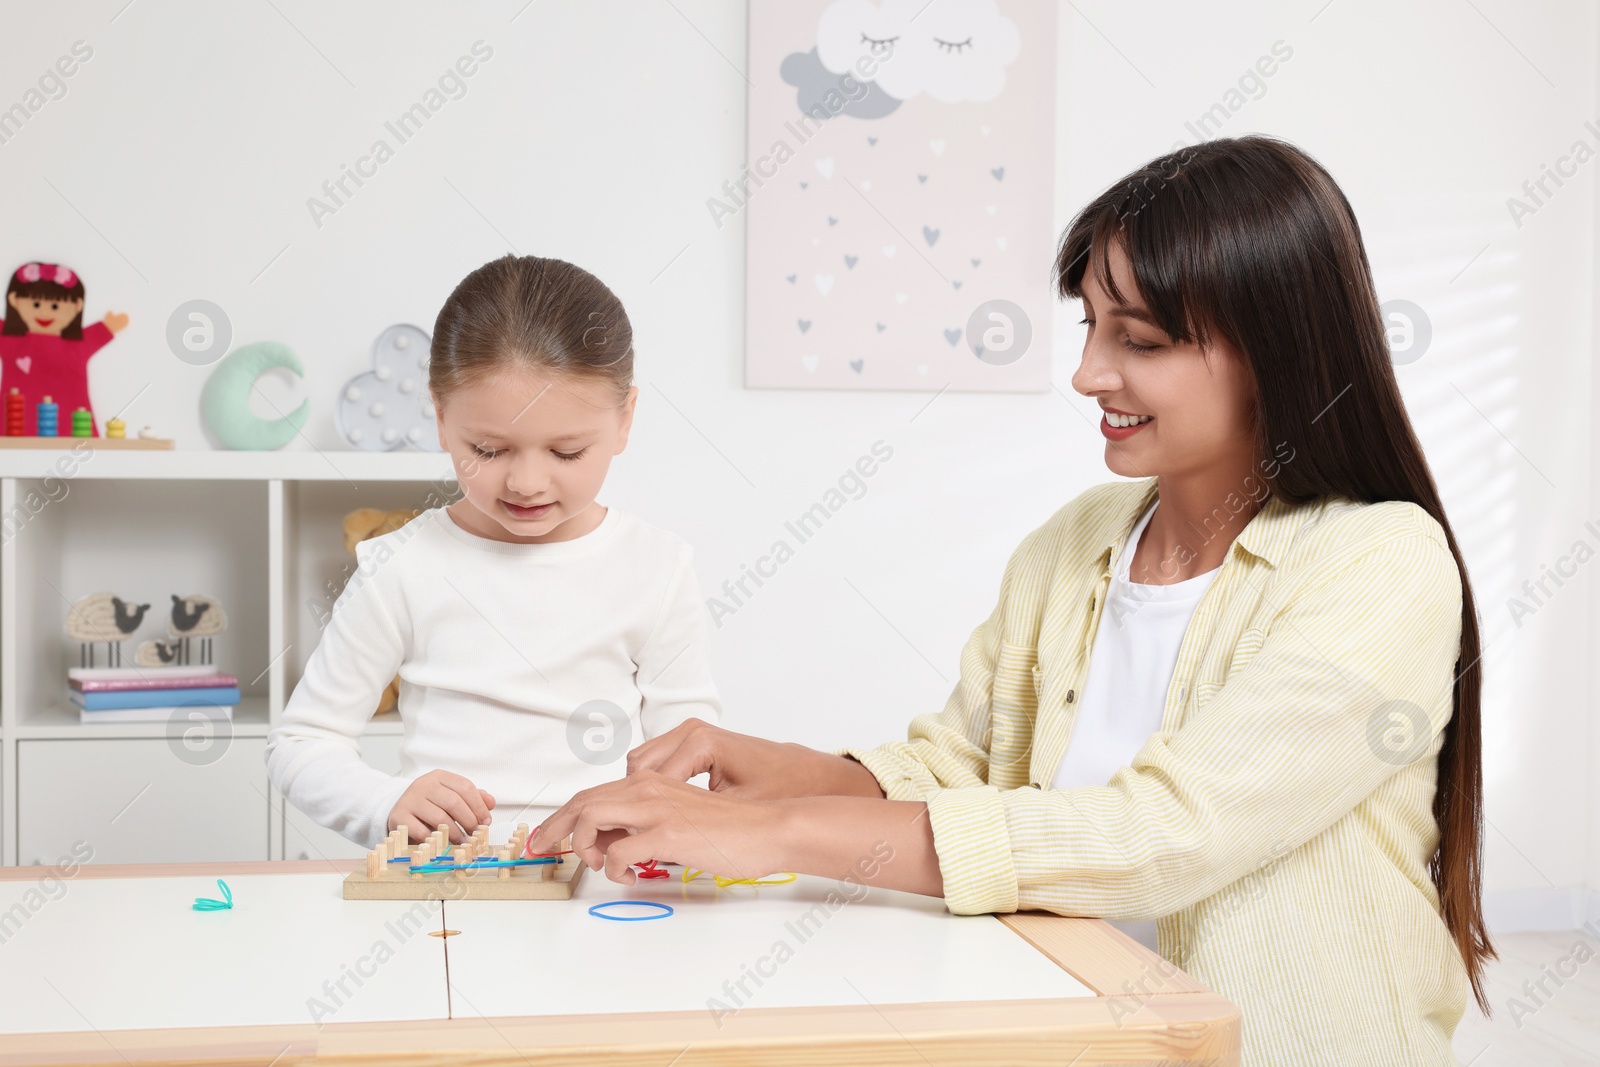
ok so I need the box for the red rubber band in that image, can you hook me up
[523,824,659,879]
[523,824,573,860]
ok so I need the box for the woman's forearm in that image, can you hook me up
[775,795,943,897]
[784,747,889,799]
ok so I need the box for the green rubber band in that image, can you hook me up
[192,879,233,911]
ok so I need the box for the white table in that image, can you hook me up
[0,860,1239,1065]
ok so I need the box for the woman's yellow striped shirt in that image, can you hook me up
[841,476,1469,1066]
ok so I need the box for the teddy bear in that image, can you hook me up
[341,506,424,716]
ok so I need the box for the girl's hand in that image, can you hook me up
[388,770,495,844]
[626,717,884,801]
[527,770,790,885]
[102,311,129,333]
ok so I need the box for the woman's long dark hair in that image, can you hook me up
[1055,135,1493,1010]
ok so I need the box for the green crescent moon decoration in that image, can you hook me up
[200,341,310,450]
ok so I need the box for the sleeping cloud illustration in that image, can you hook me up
[782,0,1021,117]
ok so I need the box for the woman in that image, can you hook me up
[528,135,1492,1065]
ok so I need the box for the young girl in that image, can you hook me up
[530,137,1491,1066]
[266,254,721,850]
[1,261,129,435]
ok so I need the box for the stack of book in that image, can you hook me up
[67,665,241,724]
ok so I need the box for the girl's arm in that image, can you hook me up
[265,540,413,849]
[635,545,723,734]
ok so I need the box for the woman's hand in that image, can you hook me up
[388,770,495,844]
[530,771,945,896]
[527,770,789,885]
[102,311,129,333]
[627,717,886,801]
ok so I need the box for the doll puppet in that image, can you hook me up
[1,262,128,436]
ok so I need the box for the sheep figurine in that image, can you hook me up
[167,593,228,665]
[65,592,151,667]
[135,638,183,666]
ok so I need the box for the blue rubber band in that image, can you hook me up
[192,879,233,911]
[407,856,561,874]
[588,900,674,922]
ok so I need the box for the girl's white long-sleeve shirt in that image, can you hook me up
[265,504,721,849]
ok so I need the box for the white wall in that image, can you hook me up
[1,0,1593,926]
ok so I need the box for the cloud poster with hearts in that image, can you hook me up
[741,0,1056,392]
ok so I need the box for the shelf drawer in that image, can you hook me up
[17,738,269,865]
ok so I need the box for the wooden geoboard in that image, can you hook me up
[0,859,1240,1065]
[340,822,585,901]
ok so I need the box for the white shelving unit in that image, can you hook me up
[0,448,460,866]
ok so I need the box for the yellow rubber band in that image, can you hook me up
[681,867,798,888]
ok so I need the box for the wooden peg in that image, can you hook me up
[498,847,512,880]
[366,847,383,879]
[452,845,469,880]
[411,845,428,880]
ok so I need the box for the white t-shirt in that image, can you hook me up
[265,505,722,849]
[1049,500,1219,951]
